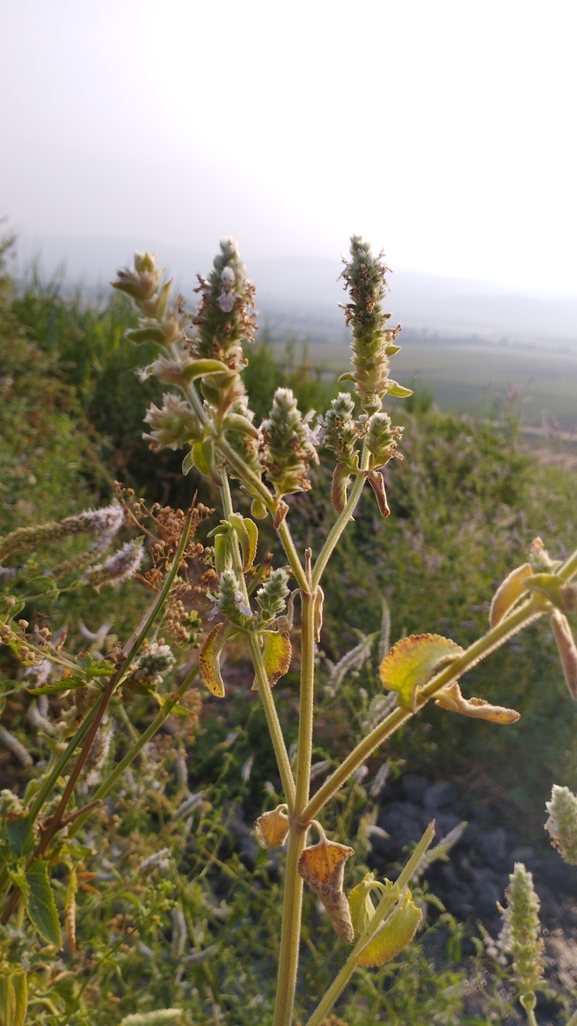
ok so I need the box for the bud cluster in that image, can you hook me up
[213,569,252,626]
[498,863,544,1003]
[113,252,188,349]
[340,236,404,414]
[261,387,320,496]
[256,568,290,622]
[319,392,360,471]
[191,238,257,415]
[143,393,203,452]
[545,784,577,864]
[365,411,403,468]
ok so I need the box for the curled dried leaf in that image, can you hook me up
[298,829,355,942]
[435,681,520,724]
[489,563,532,627]
[313,585,325,643]
[199,622,226,698]
[254,804,290,848]
[366,470,390,517]
[331,463,351,514]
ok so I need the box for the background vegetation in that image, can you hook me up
[1,237,576,1023]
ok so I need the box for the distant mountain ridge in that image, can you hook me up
[13,233,577,349]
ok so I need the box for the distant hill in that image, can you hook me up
[14,233,577,350]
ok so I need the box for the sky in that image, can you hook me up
[2,0,577,296]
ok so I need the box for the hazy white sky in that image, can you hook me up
[2,0,577,294]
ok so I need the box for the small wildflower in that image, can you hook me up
[545,784,577,864]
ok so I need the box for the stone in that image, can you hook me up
[477,827,507,867]
[401,774,429,804]
[375,801,427,861]
[423,780,457,811]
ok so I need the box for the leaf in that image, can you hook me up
[367,470,390,517]
[386,380,413,398]
[125,326,167,345]
[223,412,260,438]
[26,859,62,947]
[253,632,292,690]
[120,1012,183,1026]
[0,971,28,1026]
[6,815,35,858]
[489,563,532,627]
[313,586,325,643]
[298,834,355,942]
[380,634,463,711]
[192,440,222,486]
[182,450,195,476]
[182,358,230,381]
[522,572,566,610]
[356,890,422,967]
[242,518,258,571]
[199,622,226,698]
[254,805,290,848]
[385,342,402,355]
[337,372,356,383]
[348,873,378,936]
[551,610,577,699]
[28,675,88,695]
[331,463,351,514]
[435,681,521,724]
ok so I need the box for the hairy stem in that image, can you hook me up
[302,593,548,824]
[273,586,317,1026]
[305,823,436,1026]
[312,446,370,590]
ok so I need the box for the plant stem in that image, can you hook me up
[302,593,547,824]
[276,519,308,592]
[305,823,436,1026]
[312,447,369,590]
[249,635,296,810]
[565,1009,577,1026]
[219,473,295,806]
[273,585,317,1026]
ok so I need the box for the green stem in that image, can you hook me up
[219,473,295,807]
[312,447,370,590]
[249,635,295,810]
[565,1009,577,1026]
[302,594,547,824]
[28,702,101,822]
[276,519,308,592]
[305,823,436,1026]
[273,587,317,1026]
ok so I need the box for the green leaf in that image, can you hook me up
[6,816,35,858]
[182,450,195,476]
[223,412,260,438]
[228,513,258,572]
[242,518,258,572]
[522,572,566,609]
[380,634,463,711]
[192,440,223,486]
[348,873,378,936]
[182,358,230,380]
[199,622,226,698]
[26,859,62,947]
[356,890,422,967]
[386,380,413,398]
[253,633,292,690]
[28,675,88,695]
[337,372,356,383]
[125,326,167,345]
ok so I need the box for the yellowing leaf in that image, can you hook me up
[356,890,422,967]
[386,380,413,398]
[489,563,532,627]
[380,634,463,711]
[348,873,378,936]
[242,518,259,571]
[253,632,292,691]
[435,681,520,724]
[199,622,226,698]
[298,834,355,942]
[254,805,290,848]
